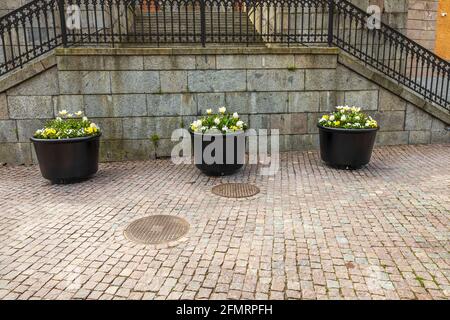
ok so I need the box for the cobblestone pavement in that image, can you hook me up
[0,144,449,300]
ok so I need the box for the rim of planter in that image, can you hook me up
[190,130,246,137]
[317,124,380,134]
[30,133,102,144]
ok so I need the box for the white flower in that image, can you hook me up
[329,115,335,121]
[214,118,220,125]
[206,109,212,115]
[90,123,98,129]
[232,112,239,119]
[59,110,68,116]
[341,115,347,121]
[354,116,360,121]
[195,120,202,127]
[75,111,83,116]
[319,117,326,123]
[222,126,228,133]
[67,113,73,118]
[55,117,62,122]
[35,129,43,135]
[82,116,88,121]
[218,107,226,114]
[236,120,244,128]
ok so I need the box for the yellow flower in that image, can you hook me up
[85,127,95,134]
[44,128,56,136]
[322,115,329,120]
[334,121,341,127]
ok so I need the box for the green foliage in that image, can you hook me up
[318,106,378,129]
[33,111,100,139]
[189,107,248,134]
[150,134,160,147]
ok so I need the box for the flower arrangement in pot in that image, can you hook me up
[30,110,101,184]
[189,107,248,176]
[317,106,379,169]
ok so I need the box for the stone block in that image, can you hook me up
[216,55,249,69]
[319,91,342,112]
[249,113,307,135]
[100,140,152,162]
[250,92,288,114]
[247,70,304,91]
[58,55,105,71]
[0,143,31,165]
[335,66,377,90]
[0,93,8,119]
[160,71,188,93]
[16,119,47,142]
[344,90,378,110]
[154,116,184,139]
[305,69,336,90]
[287,134,320,151]
[122,117,155,140]
[90,118,123,140]
[307,113,322,134]
[196,93,225,115]
[8,96,54,119]
[148,93,197,116]
[288,92,320,112]
[225,92,251,114]
[408,131,431,144]
[405,104,433,131]
[195,55,216,69]
[372,111,405,131]
[246,55,295,69]
[375,131,409,145]
[431,130,450,144]
[103,56,144,70]
[0,120,17,142]
[59,71,111,95]
[56,95,84,115]
[188,70,246,92]
[379,89,407,111]
[7,67,59,96]
[144,56,196,70]
[84,94,146,117]
[294,54,337,69]
[111,71,159,94]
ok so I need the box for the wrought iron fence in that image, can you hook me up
[0,0,449,110]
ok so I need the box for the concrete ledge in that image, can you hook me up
[55,46,340,56]
[338,52,450,125]
[0,54,56,93]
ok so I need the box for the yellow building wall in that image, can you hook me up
[436,0,450,60]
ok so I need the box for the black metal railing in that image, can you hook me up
[0,0,449,110]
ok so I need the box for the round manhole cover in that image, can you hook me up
[124,215,190,245]
[212,183,260,198]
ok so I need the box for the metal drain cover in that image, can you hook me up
[124,215,189,245]
[212,183,260,198]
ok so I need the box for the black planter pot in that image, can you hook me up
[318,125,378,169]
[191,130,245,176]
[30,134,101,184]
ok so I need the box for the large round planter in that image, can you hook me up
[30,134,101,184]
[191,130,245,176]
[318,125,378,169]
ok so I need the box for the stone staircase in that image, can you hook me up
[129,7,264,45]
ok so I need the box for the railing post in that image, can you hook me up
[327,0,334,46]
[200,0,206,47]
[58,0,68,47]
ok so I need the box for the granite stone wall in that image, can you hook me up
[0,47,448,164]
